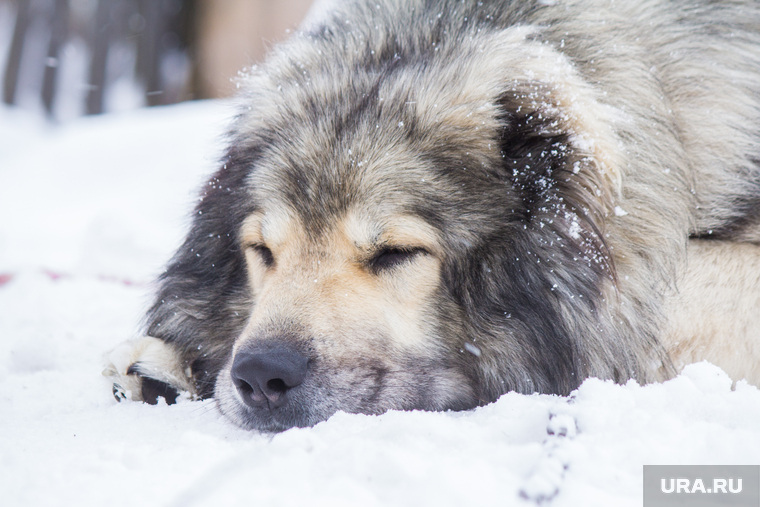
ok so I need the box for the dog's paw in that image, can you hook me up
[102,336,195,405]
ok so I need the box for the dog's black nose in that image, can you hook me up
[231,344,309,409]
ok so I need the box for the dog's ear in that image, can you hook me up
[495,84,617,279]
[497,87,572,212]
[447,83,625,396]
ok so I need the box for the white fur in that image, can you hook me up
[103,336,195,401]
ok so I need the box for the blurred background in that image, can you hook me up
[0,0,317,121]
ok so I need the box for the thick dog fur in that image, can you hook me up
[105,0,760,432]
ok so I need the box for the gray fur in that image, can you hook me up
[104,0,760,431]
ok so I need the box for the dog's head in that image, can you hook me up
[203,20,631,431]
[157,16,637,431]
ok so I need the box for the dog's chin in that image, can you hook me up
[217,400,327,433]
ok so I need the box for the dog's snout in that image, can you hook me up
[231,344,309,409]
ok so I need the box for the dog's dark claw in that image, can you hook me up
[112,383,127,402]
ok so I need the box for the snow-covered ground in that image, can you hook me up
[1,101,759,507]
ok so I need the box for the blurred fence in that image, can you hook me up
[0,0,313,120]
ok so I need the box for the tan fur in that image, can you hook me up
[663,240,760,385]
[238,209,444,356]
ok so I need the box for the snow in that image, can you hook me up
[1,101,759,506]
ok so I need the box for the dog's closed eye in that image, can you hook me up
[369,247,427,272]
[249,244,275,268]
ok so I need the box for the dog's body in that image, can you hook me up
[104,0,760,431]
